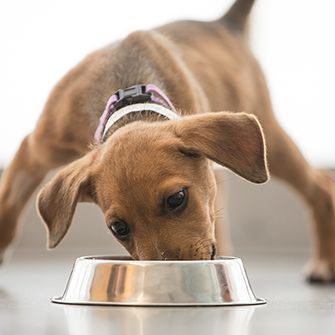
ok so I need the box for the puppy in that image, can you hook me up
[1,0,334,282]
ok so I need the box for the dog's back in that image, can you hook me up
[157,0,268,117]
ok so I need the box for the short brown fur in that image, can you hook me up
[1,0,335,282]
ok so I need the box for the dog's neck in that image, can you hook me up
[95,84,180,143]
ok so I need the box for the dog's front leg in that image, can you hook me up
[0,132,80,261]
[0,135,46,260]
[266,121,335,282]
[214,166,233,256]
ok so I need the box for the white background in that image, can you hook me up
[0,0,334,167]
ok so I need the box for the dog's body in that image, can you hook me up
[1,0,335,281]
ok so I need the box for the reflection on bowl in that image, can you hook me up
[52,256,266,306]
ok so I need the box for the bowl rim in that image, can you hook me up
[76,255,241,265]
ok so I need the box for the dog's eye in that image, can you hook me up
[166,189,187,212]
[110,220,130,239]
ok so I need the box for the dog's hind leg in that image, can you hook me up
[0,132,81,262]
[265,121,335,283]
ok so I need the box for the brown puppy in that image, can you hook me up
[0,0,334,281]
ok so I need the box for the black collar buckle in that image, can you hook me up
[114,85,151,110]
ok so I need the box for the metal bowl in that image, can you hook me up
[52,256,266,306]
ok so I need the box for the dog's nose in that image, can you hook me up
[211,243,216,260]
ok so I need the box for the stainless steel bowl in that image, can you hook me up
[52,256,266,306]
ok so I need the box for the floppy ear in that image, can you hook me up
[37,153,97,249]
[174,112,269,183]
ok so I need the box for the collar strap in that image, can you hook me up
[102,103,180,141]
[94,84,178,143]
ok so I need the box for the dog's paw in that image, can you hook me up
[0,250,5,265]
[305,258,335,284]
[0,247,9,265]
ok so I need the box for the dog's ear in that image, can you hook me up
[37,152,97,249]
[174,112,269,183]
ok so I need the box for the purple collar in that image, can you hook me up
[94,84,176,143]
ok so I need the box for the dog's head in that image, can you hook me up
[37,112,268,260]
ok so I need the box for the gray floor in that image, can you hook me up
[1,250,335,335]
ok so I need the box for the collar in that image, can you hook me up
[94,84,179,143]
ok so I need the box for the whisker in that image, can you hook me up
[215,206,225,214]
